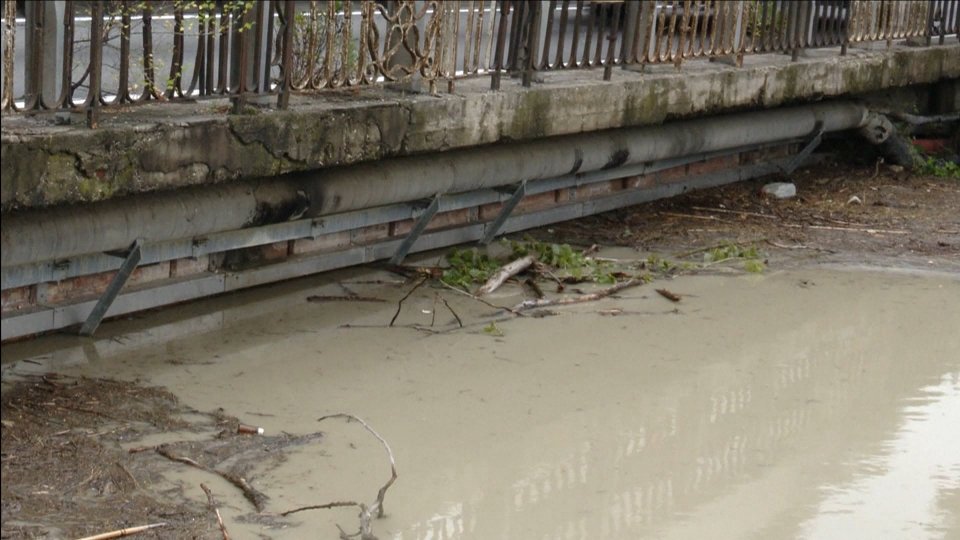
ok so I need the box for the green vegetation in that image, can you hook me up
[918,156,960,179]
[440,238,766,294]
[509,240,616,284]
[702,241,766,273]
[441,249,503,291]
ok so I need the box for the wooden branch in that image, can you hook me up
[316,414,398,519]
[389,277,428,327]
[201,483,231,540]
[155,445,269,512]
[512,278,645,311]
[281,500,361,517]
[75,523,167,540]
[655,289,682,302]
[439,295,464,328]
[784,223,909,234]
[476,255,536,296]
[689,206,778,219]
[438,279,521,315]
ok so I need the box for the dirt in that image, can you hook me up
[530,160,959,271]
[0,374,324,539]
[1,160,958,539]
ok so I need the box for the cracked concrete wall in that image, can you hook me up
[2,44,957,211]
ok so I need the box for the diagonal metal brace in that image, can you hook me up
[78,238,143,337]
[390,195,441,265]
[781,121,825,175]
[480,181,527,245]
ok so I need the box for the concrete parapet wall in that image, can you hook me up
[2,44,957,211]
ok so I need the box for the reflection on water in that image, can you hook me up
[2,267,958,539]
[799,373,960,540]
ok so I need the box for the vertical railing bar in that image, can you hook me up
[58,0,75,109]
[491,0,511,90]
[278,0,294,108]
[569,0,583,67]
[1,0,16,111]
[540,0,556,69]
[251,0,264,93]
[116,0,131,104]
[166,5,184,98]
[86,0,103,126]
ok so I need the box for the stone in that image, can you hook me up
[761,182,797,199]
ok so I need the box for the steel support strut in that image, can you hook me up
[390,195,441,264]
[781,121,825,175]
[78,239,143,336]
[481,181,527,245]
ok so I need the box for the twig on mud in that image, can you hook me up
[688,206,778,220]
[532,262,565,292]
[658,211,730,222]
[524,278,545,299]
[764,240,836,253]
[316,414,397,519]
[438,280,522,315]
[115,461,139,490]
[281,414,397,540]
[389,277,428,327]
[281,500,361,517]
[476,255,536,296]
[200,483,231,540]
[655,289,682,302]
[512,278,645,311]
[75,522,167,540]
[438,295,464,328]
[784,223,909,235]
[154,445,269,512]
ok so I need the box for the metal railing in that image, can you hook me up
[1,0,957,124]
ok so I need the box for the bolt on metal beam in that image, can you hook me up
[389,195,442,265]
[480,181,527,245]
[78,238,143,337]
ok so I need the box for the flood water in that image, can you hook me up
[3,264,959,539]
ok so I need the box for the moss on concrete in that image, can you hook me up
[2,44,956,211]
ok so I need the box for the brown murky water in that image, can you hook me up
[3,265,959,539]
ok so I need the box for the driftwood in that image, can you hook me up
[688,206,779,219]
[200,483,231,540]
[438,280,521,315]
[655,289,682,302]
[512,278,645,311]
[155,445,269,512]
[281,414,398,540]
[75,523,167,540]
[389,277,428,327]
[476,255,536,296]
[438,295,464,328]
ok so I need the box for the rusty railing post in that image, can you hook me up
[521,1,541,87]
[277,0,294,109]
[604,2,623,80]
[491,0,511,90]
[86,1,103,127]
[840,0,852,56]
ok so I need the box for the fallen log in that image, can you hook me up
[476,255,536,296]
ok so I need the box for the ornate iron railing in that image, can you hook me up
[1,0,957,124]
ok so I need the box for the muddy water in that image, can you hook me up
[3,266,959,539]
